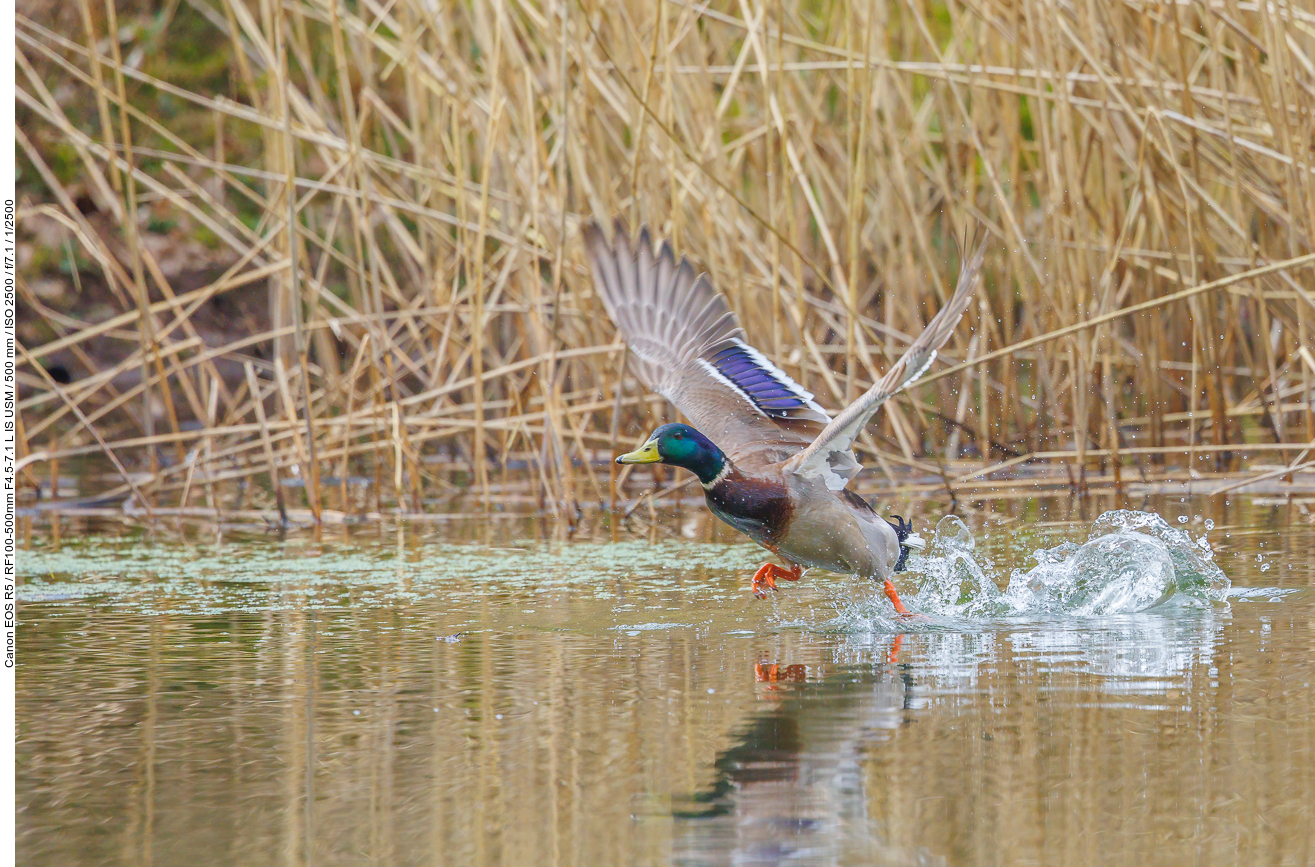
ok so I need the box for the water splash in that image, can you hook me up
[907,514,1005,618]
[904,510,1230,620]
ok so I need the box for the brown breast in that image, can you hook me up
[703,470,793,546]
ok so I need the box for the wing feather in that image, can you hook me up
[586,218,985,481]
[785,238,987,489]
[585,218,832,464]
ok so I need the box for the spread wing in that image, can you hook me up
[583,218,851,470]
[785,237,987,489]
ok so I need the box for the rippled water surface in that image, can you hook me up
[16,495,1315,866]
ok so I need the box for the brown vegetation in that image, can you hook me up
[14,0,1315,521]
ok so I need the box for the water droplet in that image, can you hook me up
[1260,563,1271,572]
[1177,515,1188,524]
[1204,519,1215,531]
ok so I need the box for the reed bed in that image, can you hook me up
[14,0,1315,522]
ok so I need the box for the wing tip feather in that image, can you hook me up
[787,226,990,486]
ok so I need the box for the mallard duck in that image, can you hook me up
[584,219,985,613]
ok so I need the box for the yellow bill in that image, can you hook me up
[615,442,661,464]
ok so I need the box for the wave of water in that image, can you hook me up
[918,509,1230,618]
[829,510,1231,627]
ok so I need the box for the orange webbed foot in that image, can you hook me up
[750,563,803,599]
[883,578,913,616]
[883,579,931,620]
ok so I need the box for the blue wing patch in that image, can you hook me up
[698,339,830,421]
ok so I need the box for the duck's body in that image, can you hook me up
[628,423,905,601]
[774,478,901,579]
[707,464,895,577]
[585,219,985,612]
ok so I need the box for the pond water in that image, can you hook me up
[16,494,1315,866]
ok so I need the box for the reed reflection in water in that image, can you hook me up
[16,499,1315,866]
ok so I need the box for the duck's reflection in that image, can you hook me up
[673,636,940,867]
[673,610,1226,865]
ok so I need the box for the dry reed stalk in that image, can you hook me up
[338,333,370,515]
[243,361,286,524]
[13,0,1315,518]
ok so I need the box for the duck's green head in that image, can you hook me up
[616,423,727,486]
